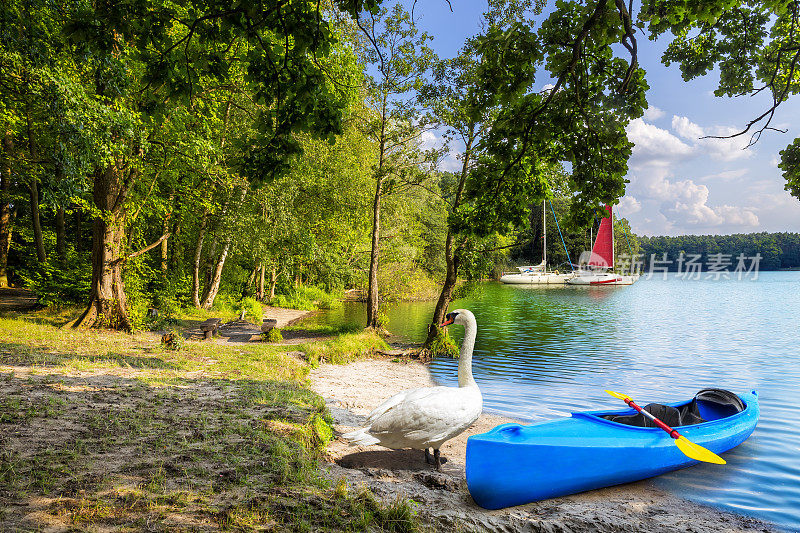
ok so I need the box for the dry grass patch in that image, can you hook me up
[0,317,419,532]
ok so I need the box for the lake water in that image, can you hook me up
[311,272,800,531]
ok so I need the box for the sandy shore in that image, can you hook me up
[309,358,776,532]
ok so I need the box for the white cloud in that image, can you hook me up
[671,115,753,162]
[671,116,704,140]
[625,162,759,235]
[440,151,462,172]
[418,130,439,150]
[541,83,555,92]
[643,106,665,121]
[617,196,641,215]
[626,118,693,166]
[697,169,748,181]
[770,155,780,167]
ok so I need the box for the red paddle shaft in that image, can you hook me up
[623,398,680,439]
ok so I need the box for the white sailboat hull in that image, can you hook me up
[566,272,639,286]
[500,272,576,285]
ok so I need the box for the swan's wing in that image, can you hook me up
[365,387,429,424]
[368,386,481,445]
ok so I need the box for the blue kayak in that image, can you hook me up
[466,390,759,510]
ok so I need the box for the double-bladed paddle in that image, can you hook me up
[604,390,726,465]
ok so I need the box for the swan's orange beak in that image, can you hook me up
[441,313,455,327]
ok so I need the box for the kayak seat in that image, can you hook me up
[692,388,745,421]
[605,403,683,428]
[602,389,745,427]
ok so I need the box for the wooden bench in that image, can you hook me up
[261,319,278,333]
[200,318,222,340]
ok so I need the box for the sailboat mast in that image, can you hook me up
[542,200,547,267]
[610,205,615,270]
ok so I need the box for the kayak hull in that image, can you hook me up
[466,391,759,510]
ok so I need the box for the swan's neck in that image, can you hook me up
[458,318,477,388]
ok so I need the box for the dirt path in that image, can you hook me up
[0,288,37,313]
[176,307,329,345]
[309,358,776,532]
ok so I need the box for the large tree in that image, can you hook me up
[420,0,647,347]
[57,0,381,329]
[357,3,437,327]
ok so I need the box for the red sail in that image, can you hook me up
[589,205,613,268]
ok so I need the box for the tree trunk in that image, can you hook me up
[258,262,265,300]
[200,240,230,309]
[366,104,388,328]
[192,210,209,308]
[28,178,46,264]
[170,213,182,272]
[269,266,276,300]
[73,164,135,330]
[424,236,461,347]
[366,175,383,327]
[424,134,474,348]
[161,191,174,273]
[56,206,66,263]
[199,187,246,309]
[0,130,14,288]
[74,209,82,254]
[26,103,46,264]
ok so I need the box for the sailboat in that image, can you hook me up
[500,201,576,285]
[566,205,638,286]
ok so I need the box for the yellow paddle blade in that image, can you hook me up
[675,436,727,465]
[604,389,632,402]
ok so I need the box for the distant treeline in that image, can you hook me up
[638,232,800,271]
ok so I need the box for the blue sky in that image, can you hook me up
[406,1,800,236]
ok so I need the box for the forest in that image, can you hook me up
[2,0,800,340]
[639,232,800,271]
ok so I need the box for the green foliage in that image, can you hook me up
[263,328,283,343]
[781,139,800,200]
[239,297,264,323]
[270,286,342,311]
[160,330,184,351]
[427,328,459,358]
[375,310,389,329]
[638,1,800,200]
[451,281,482,301]
[18,256,89,308]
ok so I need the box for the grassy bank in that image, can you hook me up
[0,314,415,532]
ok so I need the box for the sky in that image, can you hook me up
[404,1,800,237]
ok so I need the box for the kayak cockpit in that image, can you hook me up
[583,388,748,429]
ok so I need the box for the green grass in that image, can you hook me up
[0,314,417,532]
[301,331,389,367]
[283,322,362,335]
[270,285,343,311]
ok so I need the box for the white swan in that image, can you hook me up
[342,309,482,470]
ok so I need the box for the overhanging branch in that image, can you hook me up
[114,233,171,264]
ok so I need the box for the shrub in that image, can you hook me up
[239,297,263,323]
[269,285,342,311]
[375,310,389,329]
[19,257,90,308]
[160,330,184,351]
[302,331,388,367]
[262,328,283,342]
[428,328,459,358]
